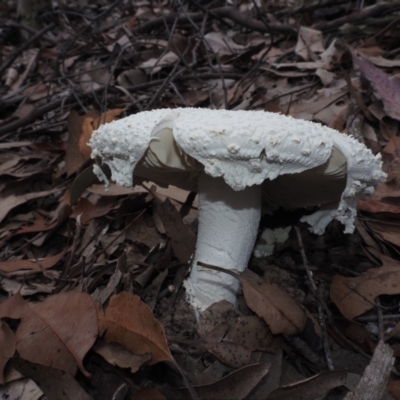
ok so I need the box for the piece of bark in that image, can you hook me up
[343,341,394,400]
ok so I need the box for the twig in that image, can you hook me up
[60,216,83,280]
[314,1,400,32]
[295,227,334,370]
[145,62,186,110]
[376,297,385,342]
[0,23,56,76]
[132,6,296,36]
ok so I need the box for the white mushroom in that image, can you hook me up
[89,108,386,313]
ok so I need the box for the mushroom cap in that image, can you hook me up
[89,108,386,234]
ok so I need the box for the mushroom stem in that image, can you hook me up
[184,172,261,312]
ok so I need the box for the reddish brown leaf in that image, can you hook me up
[357,199,400,215]
[16,292,98,377]
[98,292,173,364]
[65,108,125,176]
[331,264,400,319]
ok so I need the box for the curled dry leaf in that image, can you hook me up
[160,362,270,400]
[331,264,400,319]
[98,291,173,364]
[16,292,98,377]
[0,322,16,384]
[93,340,151,374]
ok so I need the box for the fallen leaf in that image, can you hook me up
[65,109,125,175]
[267,370,347,400]
[154,198,196,264]
[331,264,400,319]
[354,56,400,121]
[0,377,43,400]
[0,322,16,384]
[13,358,93,400]
[93,340,151,373]
[295,27,325,60]
[16,292,98,377]
[240,269,306,335]
[365,220,400,248]
[224,316,273,352]
[0,291,26,319]
[0,251,65,273]
[202,324,252,368]
[160,362,270,400]
[0,188,62,224]
[133,386,167,400]
[98,292,173,364]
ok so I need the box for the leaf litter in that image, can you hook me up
[1,0,400,399]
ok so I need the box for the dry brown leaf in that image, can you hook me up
[160,362,270,400]
[331,264,400,319]
[202,324,252,368]
[0,251,65,273]
[295,27,325,61]
[70,197,116,225]
[154,198,196,264]
[267,370,347,400]
[240,269,306,336]
[0,291,26,319]
[78,108,126,160]
[13,358,93,400]
[98,292,173,364]
[65,108,125,175]
[225,316,273,352]
[354,56,400,121]
[16,292,98,377]
[133,386,167,400]
[0,322,16,384]
[93,340,151,373]
[0,187,62,224]
[357,199,400,215]
[366,220,400,247]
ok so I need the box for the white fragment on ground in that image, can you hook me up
[254,226,292,258]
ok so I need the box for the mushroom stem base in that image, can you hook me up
[184,173,261,313]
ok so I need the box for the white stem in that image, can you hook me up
[184,172,261,312]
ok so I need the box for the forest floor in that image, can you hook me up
[1,1,400,399]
